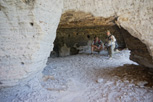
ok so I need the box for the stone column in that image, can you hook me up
[0,0,63,88]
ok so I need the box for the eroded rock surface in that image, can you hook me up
[121,28,153,68]
[0,0,62,87]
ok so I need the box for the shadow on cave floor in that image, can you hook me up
[93,64,153,88]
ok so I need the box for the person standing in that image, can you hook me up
[106,30,116,58]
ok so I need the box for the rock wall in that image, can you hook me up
[121,28,153,68]
[0,0,62,87]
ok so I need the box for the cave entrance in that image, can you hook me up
[42,11,153,101]
[50,11,126,57]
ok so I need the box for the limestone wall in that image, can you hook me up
[0,0,62,87]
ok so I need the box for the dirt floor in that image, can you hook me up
[0,50,153,102]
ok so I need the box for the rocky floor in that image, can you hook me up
[0,50,153,102]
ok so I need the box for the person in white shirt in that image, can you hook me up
[106,30,116,58]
